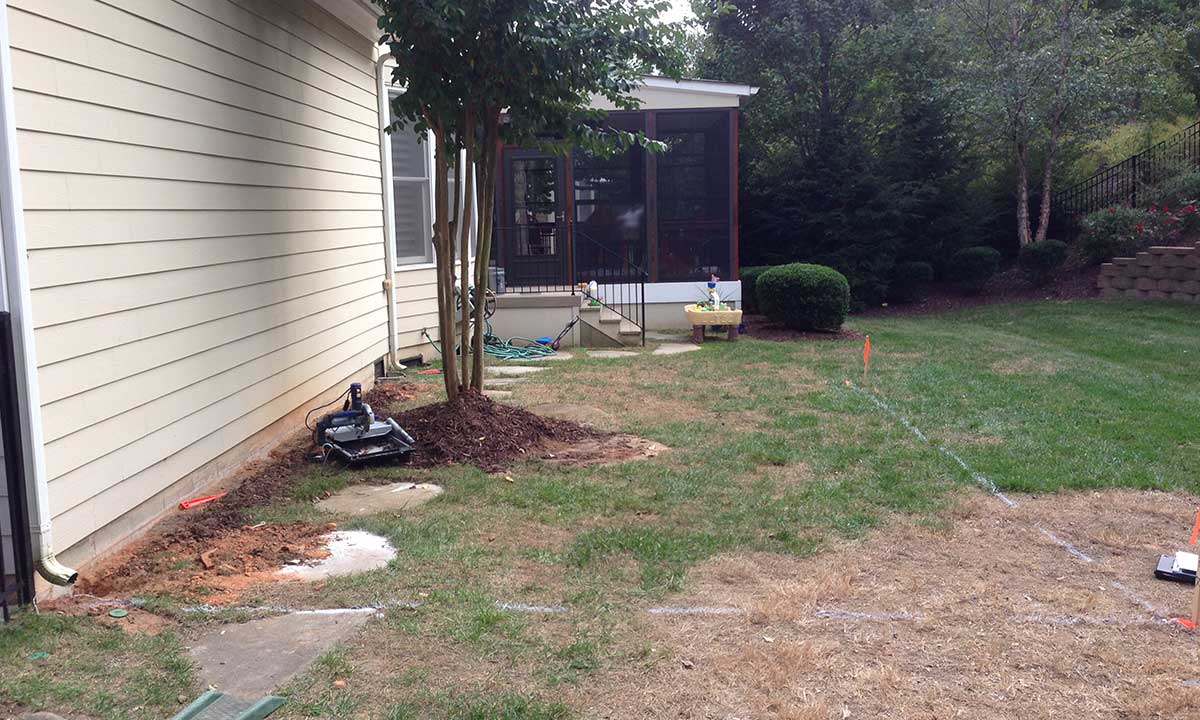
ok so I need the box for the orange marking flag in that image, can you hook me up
[863,336,871,376]
[1189,507,1200,545]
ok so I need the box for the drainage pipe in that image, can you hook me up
[0,1,75,586]
[376,50,400,370]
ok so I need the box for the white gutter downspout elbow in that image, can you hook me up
[0,1,75,586]
[376,51,400,370]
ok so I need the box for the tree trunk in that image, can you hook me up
[431,124,458,400]
[1015,140,1033,247]
[471,109,501,391]
[458,114,476,393]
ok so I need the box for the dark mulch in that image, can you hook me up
[391,390,603,473]
[741,314,865,342]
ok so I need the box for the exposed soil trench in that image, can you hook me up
[78,386,657,603]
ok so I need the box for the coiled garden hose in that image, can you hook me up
[422,318,556,362]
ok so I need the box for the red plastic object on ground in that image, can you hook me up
[418,368,441,375]
[179,492,227,510]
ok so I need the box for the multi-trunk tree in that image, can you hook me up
[374,0,682,400]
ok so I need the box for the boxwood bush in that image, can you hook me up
[757,263,850,331]
[950,246,1002,294]
[1019,239,1068,286]
[888,261,934,303]
[739,265,771,313]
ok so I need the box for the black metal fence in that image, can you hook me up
[489,225,647,345]
[1055,119,1200,219]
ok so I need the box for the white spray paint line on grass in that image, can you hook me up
[842,382,1180,622]
[815,608,920,622]
[647,606,745,616]
[1012,613,1161,627]
[845,382,1017,508]
[495,601,568,613]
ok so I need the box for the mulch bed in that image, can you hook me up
[389,390,604,473]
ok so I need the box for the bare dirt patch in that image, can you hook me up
[579,489,1200,719]
[539,434,664,467]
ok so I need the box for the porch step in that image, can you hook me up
[577,304,642,347]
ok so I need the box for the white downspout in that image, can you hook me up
[0,1,75,586]
[376,51,400,370]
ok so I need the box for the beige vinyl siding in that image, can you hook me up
[393,267,439,355]
[8,0,393,556]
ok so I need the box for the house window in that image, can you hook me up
[388,93,433,265]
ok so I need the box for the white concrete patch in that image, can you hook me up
[652,343,700,356]
[277,530,396,581]
[588,350,638,359]
[484,378,527,386]
[488,365,548,376]
[483,389,513,399]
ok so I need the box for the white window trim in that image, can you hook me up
[386,89,436,267]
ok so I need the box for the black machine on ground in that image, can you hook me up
[309,383,414,463]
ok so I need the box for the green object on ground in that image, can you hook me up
[107,608,128,618]
[27,650,49,660]
[171,690,285,720]
[425,319,556,361]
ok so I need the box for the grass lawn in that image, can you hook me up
[4,299,1200,719]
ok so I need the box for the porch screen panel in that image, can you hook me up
[655,111,731,282]
[573,114,647,276]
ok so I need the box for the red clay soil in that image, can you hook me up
[389,391,604,473]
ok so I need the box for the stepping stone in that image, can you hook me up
[527,404,615,427]
[588,350,638,359]
[483,389,513,399]
[511,352,574,362]
[485,378,525,387]
[488,365,547,376]
[190,609,373,698]
[652,343,700,356]
[645,331,686,343]
[276,531,395,582]
[317,482,443,516]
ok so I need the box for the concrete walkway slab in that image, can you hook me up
[645,331,687,343]
[511,352,573,362]
[317,482,443,516]
[488,365,548,376]
[190,609,374,698]
[276,531,395,582]
[484,378,526,387]
[483,389,513,399]
[588,350,638,359]
[652,343,700,356]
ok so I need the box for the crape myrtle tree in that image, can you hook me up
[946,0,1176,247]
[375,0,683,399]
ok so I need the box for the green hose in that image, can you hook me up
[422,319,556,362]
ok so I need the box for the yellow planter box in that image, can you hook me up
[684,304,743,327]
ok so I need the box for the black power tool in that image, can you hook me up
[311,383,414,463]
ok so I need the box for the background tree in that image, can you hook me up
[375,0,682,397]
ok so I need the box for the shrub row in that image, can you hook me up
[1081,203,1200,263]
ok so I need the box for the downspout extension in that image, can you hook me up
[36,539,78,586]
[376,52,400,370]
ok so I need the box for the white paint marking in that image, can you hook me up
[815,608,920,622]
[1013,613,1158,627]
[647,606,745,616]
[1110,581,1170,620]
[846,383,1016,508]
[1037,527,1094,563]
[495,602,568,613]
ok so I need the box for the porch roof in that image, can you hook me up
[590,75,759,112]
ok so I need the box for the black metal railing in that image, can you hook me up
[489,225,647,345]
[1056,119,1200,219]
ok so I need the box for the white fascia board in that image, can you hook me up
[640,75,759,99]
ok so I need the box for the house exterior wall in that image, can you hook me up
[5,0,414,565]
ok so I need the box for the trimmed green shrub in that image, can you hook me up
[1152,169,1200,206]
[739,265,771,313]
[1080,206,1146,263]
[888,261,934,303]
[757,263,850,331]
[1019,239,1068,286]
[949,246,1001,294]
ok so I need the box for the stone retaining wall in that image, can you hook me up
[1098,245,1200,301]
